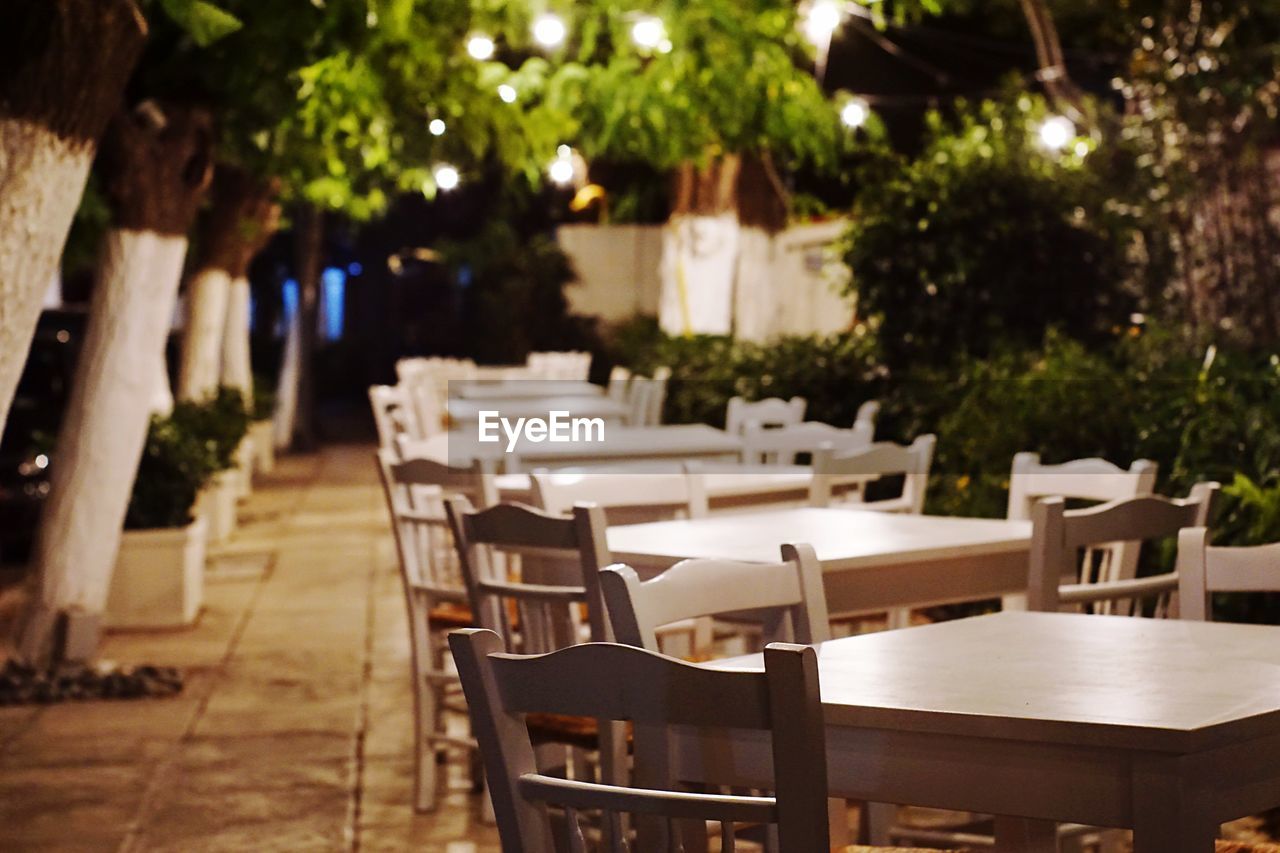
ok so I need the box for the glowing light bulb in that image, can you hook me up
[632,16,665,50]
[1039,115,1075,150]
[804,0,843,46]
[532,13,567,48]
[549,157,575,186]
[434,165,460,191]
[498,84,517,103]
[467,34,495,60]
[429,119,446,136]
[841,99,868,128]
[1074,140,1090,157]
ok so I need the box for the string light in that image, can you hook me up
[498,84,517,103]
[466,34,495,60]
[632,16,666,51]
[549,145,576,185]
[1073,140,1090,158]
[803,0,844,47]
[840,99,868,129]
[1038,115,1075,150]
[532,13,567,48]
[434,164,460,191]
[429,119,446,136]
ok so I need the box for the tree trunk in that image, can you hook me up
[177,167,279,402]
[219,275,253,402]
[0,0,147,434]
[15,103,213,666]
[291,204,323,451]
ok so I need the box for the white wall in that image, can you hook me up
[556,224,663,323]
[558,219,853,341]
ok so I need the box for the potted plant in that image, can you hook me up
[106,415,217,629]
[177,387,251,544]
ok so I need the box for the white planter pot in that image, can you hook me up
[233,436,253,500]
[106,516,206,629]
[250,419,275,475]
[198,470,238,544]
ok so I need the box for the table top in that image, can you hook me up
[607,506,1031,571]
[450,379,603,400]
[495,461,813,501]
[407,424,743,467]
[447,395,629,423]
[716,611,1280,754]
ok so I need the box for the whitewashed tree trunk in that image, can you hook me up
[272,309,301,450]
[658,213,741,335]
[18,230,190,663]
[178,266,231,401]
[219,275,253,401]
[0,120,98,433]
[147,237,188,417]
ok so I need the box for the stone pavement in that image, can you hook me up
[0,445,499,852]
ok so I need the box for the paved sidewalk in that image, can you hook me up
[0,445,499,852]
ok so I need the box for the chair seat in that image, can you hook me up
[427,602,474,630]
[525,713,601,750]
[845,847,969,852]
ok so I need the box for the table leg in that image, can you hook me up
[993,816,1056,853]
[1131,758,1217,853]
[862,801,894,845]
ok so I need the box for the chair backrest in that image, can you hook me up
[809,434,937,513]
[530,470,707,524]
[741,421,873,466]
[369,384,421,450]
[445,498,613,650]
[1008,453,1159,586]
[606,366,632,403]
[1177,528,1280,621]
[450,628,828,853]
[1028,483,1220,615]
[724,396,807,436]
[1008,453,1158,519]
[853,400,880,438]
[601,543,831,652]
[645,366,671,426]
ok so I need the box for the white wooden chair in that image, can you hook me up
[809,435,937,514]
[376,450,499,811]
[605,366,631,404]
[369,384,421,452]
[742,421,874,466]
[446,497,631,829]
[1009,453,1158,588]
[1027,484,1219,615]
[853,400,880,438]
[530,470,708,525]
[1178,528,1280,622]
[450,628,832,852]
[724,396,807,436]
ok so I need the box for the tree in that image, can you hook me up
[0,1,147,435]
[17,103,214,665]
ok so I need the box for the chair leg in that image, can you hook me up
[414,676,440,812]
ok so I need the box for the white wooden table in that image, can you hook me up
[692,611,1280,852]
[403,424,743,474]
[494,461,813,510]
[449,379,602,400]
[607,507,1032,614]
[446,395,629,427]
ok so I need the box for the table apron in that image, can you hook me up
[823,549,1029,613]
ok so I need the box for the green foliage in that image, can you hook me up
[156,0,242,47]
[169,386,251,472]
[125,415,218,530]
[443,220,590,365]
[609,317,883,428]
[845,89,1147,371]
[617,321,1280,554]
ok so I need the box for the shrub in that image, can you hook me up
[125,416,218,530]
[844,91,1145,372]
[170,386,251,473]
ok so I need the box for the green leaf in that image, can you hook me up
[159,0,243,47]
